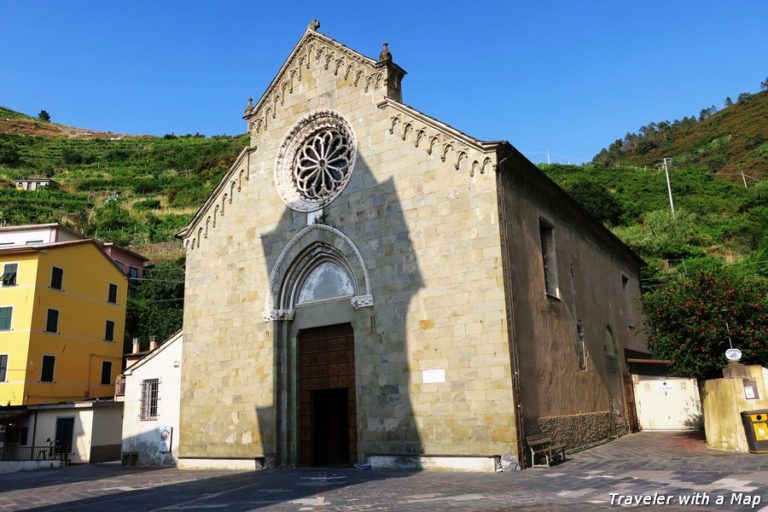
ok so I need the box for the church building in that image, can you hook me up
[176,21,647,471]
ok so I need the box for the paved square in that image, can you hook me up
[0,433,766,511]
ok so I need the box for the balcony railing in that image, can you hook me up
[0,444,70,464]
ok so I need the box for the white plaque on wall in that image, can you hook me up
[422,368,445,384]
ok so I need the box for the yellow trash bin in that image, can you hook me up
[740,410,768,454]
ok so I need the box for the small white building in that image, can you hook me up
[121,331,182,466]
[1,400,123,465]
[14,178,57,192]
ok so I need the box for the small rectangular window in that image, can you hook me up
[105,320,115,341]
[108,283,118,304]
[41,355,55,382]
[140,378,159,420]
[0,307,13,331]
[46,309,59,333]
[50,267,64,290]
[129,266,139,279]
[115,260,126,271]
[25,240,44,245]
[539,220,559,297]
[19,427,28,446]
[1,263,17,286]
[100,361,112,385]
[0,354,8,381]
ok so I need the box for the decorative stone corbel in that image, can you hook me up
[351,294,374,309]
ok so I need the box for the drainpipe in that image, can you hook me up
[495,149,527,468]
[32,410,38,453]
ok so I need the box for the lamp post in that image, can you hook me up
[721,308,742,363]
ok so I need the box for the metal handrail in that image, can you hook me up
[0,444,70,464]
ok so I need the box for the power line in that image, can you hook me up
[129,277,184,283]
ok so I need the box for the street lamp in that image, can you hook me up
[721,308,742,362]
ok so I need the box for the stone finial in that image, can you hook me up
[308,19,320,31]
[244,97,254,115]
[379,42,392,62]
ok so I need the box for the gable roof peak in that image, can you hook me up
[242,26,406,123]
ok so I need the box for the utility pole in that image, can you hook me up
[546,149,551,165]
[662,157,676,220]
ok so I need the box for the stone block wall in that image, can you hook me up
[180,33,519,463]
[497,149,645,451]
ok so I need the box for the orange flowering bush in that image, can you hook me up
[642,265,768,379]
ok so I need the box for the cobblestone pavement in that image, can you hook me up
[0,432,766,511]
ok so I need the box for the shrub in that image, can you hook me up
[642,262,768,379]
[133,198,162,210]
[0,142,21,166]
[565,180,624,226]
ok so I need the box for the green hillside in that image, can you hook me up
[0,124,247,260]
[1,102,766,365]
[0,106,35,121]
[593,90,768,181]
[541,163,768,287]
[0,107,249,347]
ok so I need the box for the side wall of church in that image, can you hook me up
[180,38,518,462]
[497,149,646,450]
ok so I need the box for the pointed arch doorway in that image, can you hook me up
[267,227,374,467]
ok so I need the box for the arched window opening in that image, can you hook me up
[296,261,354,305]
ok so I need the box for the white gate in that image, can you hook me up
[633,376,703,430]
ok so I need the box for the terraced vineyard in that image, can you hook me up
[0,111,247,255]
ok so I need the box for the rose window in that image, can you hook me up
[294,128,353,200]
[275,110,357,212]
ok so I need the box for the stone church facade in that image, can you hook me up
[177,22,647,471]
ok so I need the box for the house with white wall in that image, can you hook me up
[121,331,182,466]
[0,400,123,465]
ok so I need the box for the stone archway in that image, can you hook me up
[266,224,374,466]
[264,224,373,321]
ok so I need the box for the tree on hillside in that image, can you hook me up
[124,257,185,354]
[37,110,51,122]
[724,97,733,108]
[642,263,768,379]
[566,180,624,226]
[761,77,768,90]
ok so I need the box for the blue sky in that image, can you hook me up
[1,1,766,164]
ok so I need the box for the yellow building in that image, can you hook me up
[0,239,127,405]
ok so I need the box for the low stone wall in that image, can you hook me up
[0,460,62,474]
[369,455,497,472]
[178,458,264,471]
[535,411,625,450]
